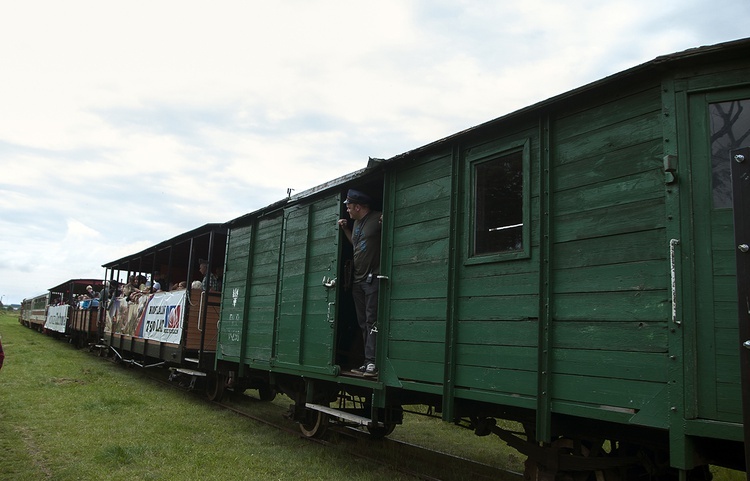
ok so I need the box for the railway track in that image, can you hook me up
[328,427,523,481]
[134,363,522,481]
[215,390,523,481]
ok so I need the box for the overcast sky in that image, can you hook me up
[1,0,748,305]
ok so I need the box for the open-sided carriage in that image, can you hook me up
[45,279,105,346]
[100,223,227,384]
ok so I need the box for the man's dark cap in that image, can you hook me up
[343,189,372,205]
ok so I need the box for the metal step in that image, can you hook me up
[305,403,381,426]
[173,367,207,377]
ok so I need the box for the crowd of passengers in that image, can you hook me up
[48,262,222,309]
[102,262,222,305]
[49,284,102,309]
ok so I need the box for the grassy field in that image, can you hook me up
[0,310,428,481]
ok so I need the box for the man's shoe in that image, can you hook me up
[351,365,366,374]
[363,363,378,377]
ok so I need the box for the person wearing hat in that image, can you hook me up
[337,188,382,378]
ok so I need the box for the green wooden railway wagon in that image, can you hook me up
[216,38,750,480]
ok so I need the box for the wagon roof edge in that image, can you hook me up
[101,222,228,269]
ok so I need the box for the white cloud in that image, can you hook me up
[0,0,748,304]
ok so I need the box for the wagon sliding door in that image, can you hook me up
[274,197,340,375]
[686,91,748,428]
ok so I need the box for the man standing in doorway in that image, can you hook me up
[337,189,382,378]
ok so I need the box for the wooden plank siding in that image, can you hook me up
[183,289,220,351]
[547,84,670,413]
[275,196,339,370]
[70,307,97,337]
[244,213,283,364]
[386,152,453,386]
[450,124,541,401]
[217,222,253,361]
[382,82,676,417]
[275,205,311,366]
[707,209,742,417]
[298,198,339,367]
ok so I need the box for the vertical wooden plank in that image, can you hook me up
[664,78,695,471]
[536,114,552,443]
[238,221,255,375]
[441,144,461,422]
[275,205,308,365]
[302,198,339,368]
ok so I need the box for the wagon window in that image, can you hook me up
[710,99,750,209]
[473,151,523,255]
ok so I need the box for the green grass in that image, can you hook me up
[0,311,418,480]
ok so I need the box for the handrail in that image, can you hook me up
[198,290,205,332]
[670,239,680,325]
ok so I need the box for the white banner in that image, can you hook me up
[105,290,187,344]
[45,305,69,333]
[135,290,186,343]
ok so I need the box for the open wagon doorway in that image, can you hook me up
[334,177,385,376]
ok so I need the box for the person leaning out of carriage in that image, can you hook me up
[337,188,382,378]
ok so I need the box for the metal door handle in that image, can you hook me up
[744,340,750,350]
[670,239,680,325]
[739,244,749,253]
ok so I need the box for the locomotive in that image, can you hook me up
[22,38,750,480]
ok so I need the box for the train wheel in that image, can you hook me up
[258,385,276,402]
[299,409,329,439]
[366,423,396,439]
[206,373,226,402]
[554,438,593,481]
[523,438,623,481]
